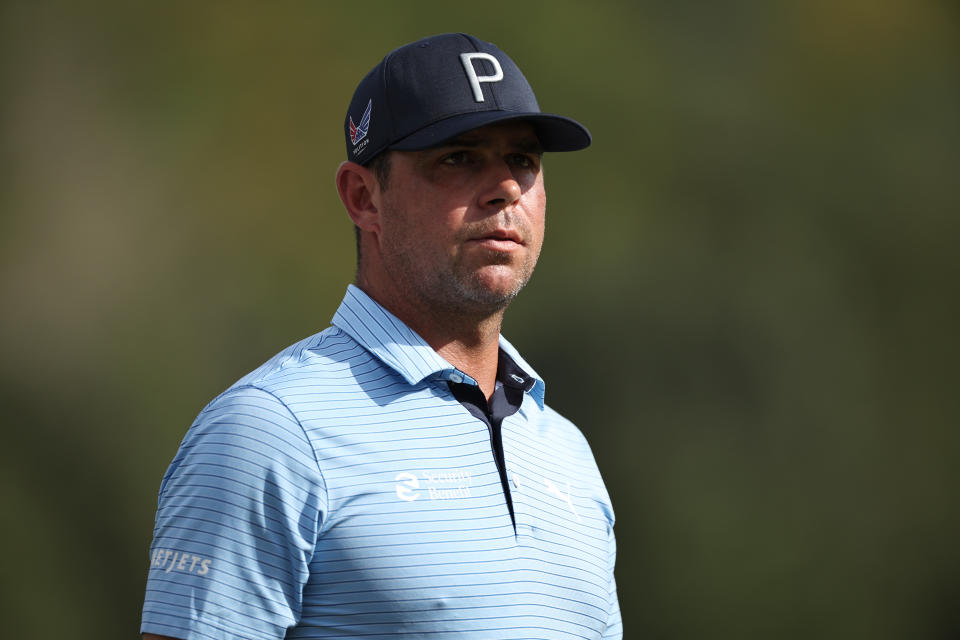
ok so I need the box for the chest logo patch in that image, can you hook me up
[395,469,473,502]
[544,477,583,523]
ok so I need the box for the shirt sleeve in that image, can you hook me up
[602,519,623,639]
[141,386,327,640]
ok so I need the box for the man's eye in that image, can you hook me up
[440,151,472,165]
[508,154,539,169]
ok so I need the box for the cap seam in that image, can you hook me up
[377,51,394,159]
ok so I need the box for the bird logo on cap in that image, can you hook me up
[349,99,372,146]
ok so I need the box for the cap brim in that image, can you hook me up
[388,111,591,153]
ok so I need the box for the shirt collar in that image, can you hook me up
[331,285,545,408]
[497,334,545,406]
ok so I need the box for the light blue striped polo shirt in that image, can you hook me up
[142,285,621,639]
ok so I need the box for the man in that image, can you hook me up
[142,33,620,639]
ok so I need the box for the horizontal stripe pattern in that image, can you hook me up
[142,285,620,639]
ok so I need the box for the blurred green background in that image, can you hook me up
[2,1,957,638]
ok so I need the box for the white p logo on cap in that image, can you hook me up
[460,52,504,102]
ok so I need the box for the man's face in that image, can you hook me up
[373,121,546,316]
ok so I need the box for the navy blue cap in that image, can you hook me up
[344,33,591,164]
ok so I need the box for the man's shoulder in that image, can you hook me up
[226,324,373,396]
[539,401,592,449]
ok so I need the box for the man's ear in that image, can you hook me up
[336,161,381,234]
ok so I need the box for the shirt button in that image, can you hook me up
[449,372,463,384]
[512,473,520,489]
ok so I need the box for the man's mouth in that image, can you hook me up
[468,228,524,250]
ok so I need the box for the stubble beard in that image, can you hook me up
[390,240,539,320]
[381,209,541,321]
[448,248,537,314]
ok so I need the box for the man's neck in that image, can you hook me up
[356,280,505,400]
[430,316,503,401]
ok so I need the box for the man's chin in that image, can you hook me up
[454,269,532,311]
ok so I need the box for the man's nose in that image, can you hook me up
[478,161,523,209]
